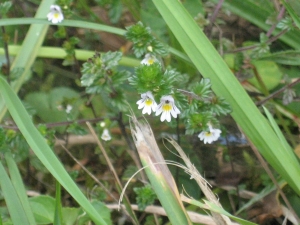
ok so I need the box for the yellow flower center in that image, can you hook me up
[54,13,60,18]
[145,98,153,106]
[147,58,154,65]
[205,132,212,137]
[162,103,172,112]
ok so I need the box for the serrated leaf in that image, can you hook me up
[134,185,157,211]
[209,96,232,116]
[102,51,123,69]
[191,78,212,98]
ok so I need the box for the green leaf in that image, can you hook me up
[248,60,283,91]
[125,21,168,57]
[77,201,112,225]
[81,72,95,87]
[66,123,88,135]
[25,87,79,123]
[29,196,55,224]
[62,208,80,225]
[208,96,232,116]
[102,51,123,69]
[30,196,81,225]
[191,78,212,99]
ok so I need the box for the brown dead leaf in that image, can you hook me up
[247,190,282,224]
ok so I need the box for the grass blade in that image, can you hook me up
[0,77,107,225]
[0,18,126,35]
[4,153,36,225]
[0,161,30,225]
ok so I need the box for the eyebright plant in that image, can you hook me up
[80,51,130,111]
[133,184,157,211]
[80,22,232,144]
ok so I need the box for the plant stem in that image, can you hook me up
[266,6,285,37]
[256,78,300,106]
[228,29,289,54]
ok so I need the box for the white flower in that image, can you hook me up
[47,5,64,24]
[155,95,180,122]
[100,122,106,127]
[101,128,111,141]
[198,125,221,144]
[136,91,157,115]
[141,54,158,65]
[66,104,72,114]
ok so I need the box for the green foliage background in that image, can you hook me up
[0,0,300,224]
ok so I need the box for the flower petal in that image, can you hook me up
[155,104,163,116]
